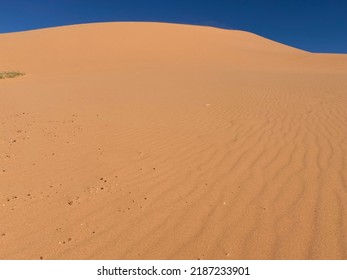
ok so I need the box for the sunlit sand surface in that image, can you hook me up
[1,23,346,259]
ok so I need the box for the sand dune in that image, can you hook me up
[0,22,346,259]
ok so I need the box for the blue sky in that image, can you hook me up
[0,0,346,53]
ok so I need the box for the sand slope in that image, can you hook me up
[0,22,347,259]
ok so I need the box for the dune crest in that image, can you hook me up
[0,22,346,259]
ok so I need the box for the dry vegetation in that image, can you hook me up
[0,71,24,79]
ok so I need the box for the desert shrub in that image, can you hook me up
[0,71,25,79]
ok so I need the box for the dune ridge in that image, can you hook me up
[0,22,347,259]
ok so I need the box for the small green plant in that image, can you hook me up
[0,71,25,79]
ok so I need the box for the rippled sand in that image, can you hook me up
[1,22,346,259]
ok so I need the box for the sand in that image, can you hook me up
[0,22,346,260]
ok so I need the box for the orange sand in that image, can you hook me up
[0,22,347,259]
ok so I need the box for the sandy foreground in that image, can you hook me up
[0,22,346,260]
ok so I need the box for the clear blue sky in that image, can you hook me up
[1,0,346,53]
